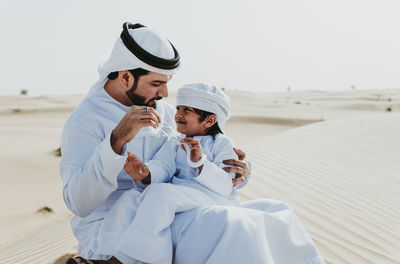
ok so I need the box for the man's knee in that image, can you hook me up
[263,198,292,212]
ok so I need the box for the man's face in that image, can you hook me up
[126,72,171,109]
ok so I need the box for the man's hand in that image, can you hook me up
[123,152,151,184]
[111,106,161,155]
[223,147,249,187]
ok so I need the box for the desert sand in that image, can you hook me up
[0,89,399,264]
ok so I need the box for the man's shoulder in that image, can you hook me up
[63,91,116,134]
[67,96,99,123]
[69,89,121,121]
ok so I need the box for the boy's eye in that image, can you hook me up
[176,106,193,112]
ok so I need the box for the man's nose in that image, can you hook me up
[157,84,168,98]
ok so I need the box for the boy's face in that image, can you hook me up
[175,106,208,137]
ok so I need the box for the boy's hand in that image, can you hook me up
[124,152,150,183]
[180,138,203,163]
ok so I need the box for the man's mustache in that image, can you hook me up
[147,96,162,104]
[152,96,162,101]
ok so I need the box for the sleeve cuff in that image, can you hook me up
[146,160,170,184]
[195,159,233,196]
[99,133,128,184]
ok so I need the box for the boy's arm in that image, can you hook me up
[144,137,178,184]
[123,152,151,184]
[193,136,238,197]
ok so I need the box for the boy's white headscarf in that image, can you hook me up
[88,23,180,96]
[176,83,231,133]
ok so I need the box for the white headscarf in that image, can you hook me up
[88,25,180,96]
[176,83,231,133]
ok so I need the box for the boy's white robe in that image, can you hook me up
[103,134,239,263]
[60,88,324,263]
[146,133,240,200]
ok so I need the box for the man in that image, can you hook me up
[61,23,323,264]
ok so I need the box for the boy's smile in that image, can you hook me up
[175,106,208,137]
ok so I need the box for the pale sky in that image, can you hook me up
[0,0,399,95]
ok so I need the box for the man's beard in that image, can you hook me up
[126,80,162,109]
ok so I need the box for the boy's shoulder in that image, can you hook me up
[196,134,235,151]
[214,133,235,148]
[210,134,237,160]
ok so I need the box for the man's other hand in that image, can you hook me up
[223,147,249,187]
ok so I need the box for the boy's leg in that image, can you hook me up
[114,183,216,264]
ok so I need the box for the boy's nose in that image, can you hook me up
[175,109,184,118]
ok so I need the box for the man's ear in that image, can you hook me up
[204,114,217,128]
[118,70,134,90]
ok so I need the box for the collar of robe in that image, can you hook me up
[120,22,180,70]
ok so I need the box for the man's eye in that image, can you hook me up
[152,83,161,87]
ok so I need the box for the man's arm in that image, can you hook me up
[60,121,127,217]
[60,105,161,217]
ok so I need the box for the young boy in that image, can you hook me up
[111,83,240,264]
[125,82,239,202]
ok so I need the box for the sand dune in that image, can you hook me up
[0,218,76,264]
[0,89,399,263]
[240,113,400,264]
[0,94,84,115]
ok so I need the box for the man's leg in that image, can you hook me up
[94,188,143,258]
[173,203,324,264]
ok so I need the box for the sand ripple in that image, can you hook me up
[239,113,400,264]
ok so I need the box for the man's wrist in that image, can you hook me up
[110,130,126,155]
